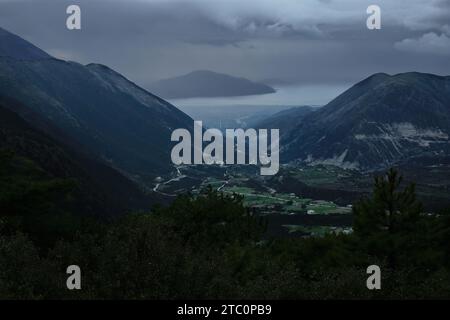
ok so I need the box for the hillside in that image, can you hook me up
[256,106,315,129]
[0,27,193,186]
[0,97,162,218]
[279,72,450,170]
[0,27,50,60]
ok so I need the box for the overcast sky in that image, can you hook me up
[1,0,449,91]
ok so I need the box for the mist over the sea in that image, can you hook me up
[170,84,351,109]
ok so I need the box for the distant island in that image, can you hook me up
[148,70,276,99]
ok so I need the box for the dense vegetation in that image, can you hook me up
[1,150,449,299]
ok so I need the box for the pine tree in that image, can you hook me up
[354,168,421,236]
[353,168,422,267]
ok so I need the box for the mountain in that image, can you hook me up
[256,106,315,130]
[280,72,450,170]
[0,97,163,218]
[149,70,276,99]
[0,27,193,186]
[0,27,51,60]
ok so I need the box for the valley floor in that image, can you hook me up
[151,163,450,238]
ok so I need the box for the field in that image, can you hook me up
[150,161,450,237]
[152,164,355,237]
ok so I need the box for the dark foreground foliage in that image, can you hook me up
[1,151,450,299]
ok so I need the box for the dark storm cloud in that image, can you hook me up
[0,0,449,89]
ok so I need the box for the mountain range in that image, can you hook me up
[2,24,450,194]
[149,70,276,99]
